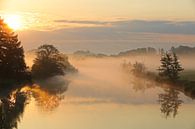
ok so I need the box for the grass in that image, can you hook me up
[135,69,195,99]
[178,70,195,99]
[180,70,195,81]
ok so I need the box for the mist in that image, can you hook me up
[24,53,195,105]
[62,55,194,104]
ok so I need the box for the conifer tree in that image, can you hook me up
[172,53,184,80]
[159,52,173,80]
[0,18,30,84]
[158,51,184,82]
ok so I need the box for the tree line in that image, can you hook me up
[0,18,77,87]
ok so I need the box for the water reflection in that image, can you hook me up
[0,77,69,129]
[131,76,184,118]
[30,78,69,111]
[131,76,155,92]
[0,89,29,129]
[158,88,183,118]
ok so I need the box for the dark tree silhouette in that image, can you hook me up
[172,53,184,80]
[158,52,184,82]
[0,18,31,85]
[131,62,146,76]
[32,44,67,79]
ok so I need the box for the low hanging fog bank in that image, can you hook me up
[66,55,194,104]
[24,52,195,104]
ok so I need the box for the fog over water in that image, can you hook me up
[65,55,195,104]
[18,52,195,129]
[1,0,195,128]
[24,53,195,105]
[15,56,195,129]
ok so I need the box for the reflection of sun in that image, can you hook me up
[4,14,23,30]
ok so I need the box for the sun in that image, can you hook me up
[4,14,23,30]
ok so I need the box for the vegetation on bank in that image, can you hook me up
[158,52,184,82]
[31,44,77,80]
[0,16,194,96]
[0,18,77,88]
[122,53,194,119]
[0,19,31,87]
[122,51,195,99]
[158,52,195,98]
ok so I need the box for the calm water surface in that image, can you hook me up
[1,57,195,129]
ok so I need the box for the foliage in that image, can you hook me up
[118,47,157,56]
[171,46,195,55]
[31,44,77,80]
[60,54,78,74]
[0,18,31,85]
[32,45,65,79]
[131,62,146,76]
[158,52,184,82]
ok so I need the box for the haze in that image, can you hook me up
[0,0,195,52]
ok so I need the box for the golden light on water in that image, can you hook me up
[4,14,23,30]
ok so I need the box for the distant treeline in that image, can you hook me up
[72,45,195,58]
[117,45,195,56]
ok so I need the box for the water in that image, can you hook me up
[1,57,195,129]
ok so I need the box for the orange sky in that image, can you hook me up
[1,0,195,30]
[1,0,195,51]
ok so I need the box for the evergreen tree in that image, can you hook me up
[158,51,184,82]
[158,52,173,80]
[0,18,31,84]
[172,53,184,80]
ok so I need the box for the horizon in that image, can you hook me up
[0,0,195,53]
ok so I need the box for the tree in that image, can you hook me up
[158,51,184,82]
[131,62,146,76]
[31,44,67,79]
[172,53,184,80]
[0,18,31,84]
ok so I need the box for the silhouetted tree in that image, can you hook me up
[131,62,146,76]
[158,52,183,82]
[0,18,31,85]
[172,53,184,80]
[31,44,67,79]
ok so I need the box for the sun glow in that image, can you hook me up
[4,14,23,30]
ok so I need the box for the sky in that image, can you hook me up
[0,0,195,53]
[1,0,195,21]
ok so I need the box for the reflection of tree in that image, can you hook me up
[0,90,29,129]
[28,77,69,111]
[31,85,66,111]
[0,77,69,128]
[131,76,155,92]
[158,88,183,118]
